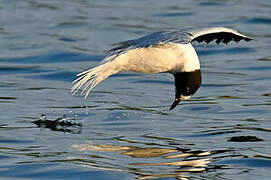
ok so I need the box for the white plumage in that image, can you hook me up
[72,27,252,110]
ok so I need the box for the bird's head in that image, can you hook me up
[170,70,202,110]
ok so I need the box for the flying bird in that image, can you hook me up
[72,27,252,110]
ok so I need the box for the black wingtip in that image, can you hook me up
[169,98,180,110]
[244,36,254,41]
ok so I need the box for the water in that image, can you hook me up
[0,0,271,179]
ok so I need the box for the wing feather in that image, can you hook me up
[103,27,252,63]
[189,27,252,44]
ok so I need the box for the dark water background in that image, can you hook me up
[0,0,271,179]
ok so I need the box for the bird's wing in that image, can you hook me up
[103,27,252,63]
[102,30,191,63]
[188,27,252,44]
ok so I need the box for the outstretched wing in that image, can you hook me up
[188,27,252,44]
[104,27,252,63]
[104,30,190,62]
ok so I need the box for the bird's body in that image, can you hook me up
[106,43,199,73]
[72,27,252,110]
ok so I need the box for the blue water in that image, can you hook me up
[1,0,271,179]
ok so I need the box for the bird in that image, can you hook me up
[72,27,252,110]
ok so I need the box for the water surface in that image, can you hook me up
[0,0,271,179]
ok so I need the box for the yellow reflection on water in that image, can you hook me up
[72,141,212,179]
[121,148,178,158]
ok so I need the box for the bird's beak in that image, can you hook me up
[169,98,181,110]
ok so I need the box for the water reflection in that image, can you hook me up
[72,140,213,179]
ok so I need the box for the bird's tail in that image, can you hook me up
[72,62,118,98]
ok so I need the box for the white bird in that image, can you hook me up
[72,27,252,110]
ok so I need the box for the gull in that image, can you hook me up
[72,27,252,110]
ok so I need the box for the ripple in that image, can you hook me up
[218,158,271,168]
[34,71,76,82]
[203,83,250,87]
[153,12,193,17]
[0,96,17,104]
[0,52,102,64]
[234,125,271,133]
[0,163,130,180]
[58,37,77,42]
[244,17,271,25]
[0,137,34,144]
[28,1,58,10]
[228,135,263,142]
[189,130,241,138]
[198,2,223,6]
[258,57,271,61]
[197,47,255,56]
[0,66,50,75]
[0,96,17,100]
[0,154,10,160]
[57,21,88,28]
[113,23,153,30]
[133,79,171,85]
[102,106,170,116]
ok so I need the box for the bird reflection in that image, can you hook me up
[72,140,212,179]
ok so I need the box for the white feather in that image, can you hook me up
[72,43,200,97]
